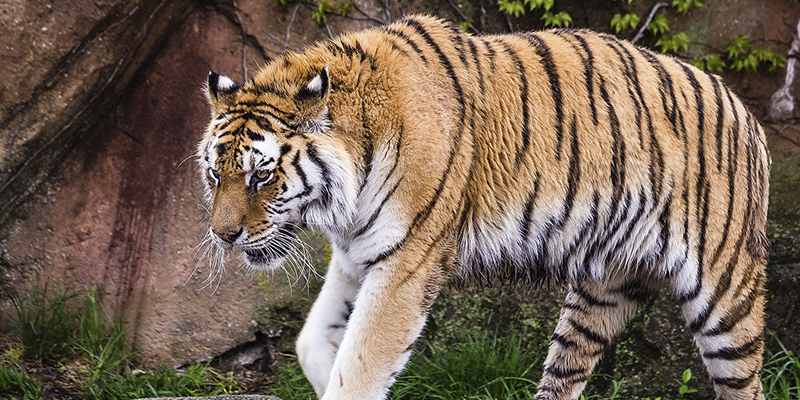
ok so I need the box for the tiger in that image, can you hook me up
[197,14,771,400]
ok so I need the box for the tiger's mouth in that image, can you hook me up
[242,245,291,267]
[240,224,299,270]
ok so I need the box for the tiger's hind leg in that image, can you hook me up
[678,257,766,400]
[534,278,654,400]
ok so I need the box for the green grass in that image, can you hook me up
[391,331,540,400]
[3,284,798,399]
[0,285,244,399]
[265,331,800,400]
[0,359,42,400]
[763,337,800,400]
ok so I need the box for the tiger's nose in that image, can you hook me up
[215,228,243,243]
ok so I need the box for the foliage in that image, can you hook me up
[312,0,336,24]
[762,337,800,400]
[390,330,542,399]
[266,355,317,400]
[675,368,698,400]
[690,54,726,73]
[656,32,690,53]
[610,13,640,34]
[646,14,670,36]
[542,11,572,28]
[0,285,243,399]
[0,360,42,400]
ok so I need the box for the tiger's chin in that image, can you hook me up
[242,247,288,272]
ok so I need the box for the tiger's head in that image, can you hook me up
[197,64,357,272]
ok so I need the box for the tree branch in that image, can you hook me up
[284,4,300,51]
[447,0,479,34]
[769,17,800,122]
[631,2,668,45]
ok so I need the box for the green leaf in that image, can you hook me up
[682,368,692,383]
[525,0,554,11]
[656,32,690,53]
[500,0,526,17]
[646,14,670,35]
[312,0,335,24]
[610,13,640,33]
[337,1,355,16]
[542,11,573,28]
[458,18,474,32]
[672,0,704,15]
[724,35,751,59]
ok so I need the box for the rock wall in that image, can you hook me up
[0,0,798,396]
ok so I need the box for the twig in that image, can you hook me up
[631,2,668,44]
[382,0,392,22]
[769,17,800,121]
[446,0,479,34]
[352,4,387,25]
[284,4,300,51]
[323,20,335,39]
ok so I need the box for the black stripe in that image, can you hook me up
[558,115,580,230]
[305,142,332,206]
[519,173,541,242]
[545,365,587,379]
[555,31,597,125]
[708,73,726,171]
[641,50,682,137]
[384,28,428,63]
[403,18,467,233]
[573,283,617,307]
[597,74,627,239]
[713,370,758,389]
[467,38,485,94]
[496,39,531,167]
[602,37,644,148]
[569,319,609,346]
[352,178,403,238]
[481,39,497,71]
[611,280,651,303]
[679,63,708,303]
[704,336,762,360]
[608,190,649,260]
[702,274,761,336]
[688,256,736,333]
[516,33,564,162]
[551,332,578,348]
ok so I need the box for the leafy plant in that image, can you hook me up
[690,54,726,73]
[655,32,690,53]
[459,18,475,31]
[312,0,336,24]
[675,368,698,400]
[0,360,42,400]
[610,13,640,34]
[646,14,670,36]
[337,0,355,17]
[542,11,573,28]
[499,0,526,17]
[672,0,704,15]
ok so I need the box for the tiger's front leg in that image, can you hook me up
[296,257,361,397]
[319,245,446,400]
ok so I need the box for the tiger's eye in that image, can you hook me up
[256,170,269,180]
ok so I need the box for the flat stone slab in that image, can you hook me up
[137,396,281,400]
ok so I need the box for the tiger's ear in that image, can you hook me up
[205,71,239,113]
[294,67,330,124]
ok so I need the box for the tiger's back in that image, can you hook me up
[200,15,769,400]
